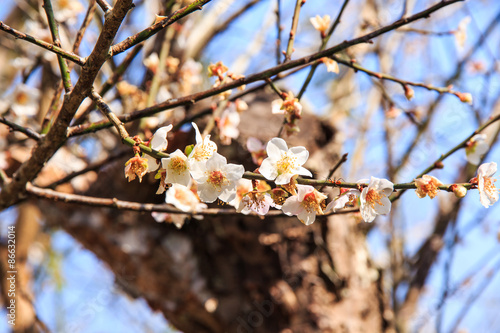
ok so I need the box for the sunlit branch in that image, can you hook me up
[111,0,213,56]
[284,0,304,62]
[68,0,462,138]
[319,153,348,191]
[43,0,73,93]
[96,0,112,14]
[0,117,42,141]
[0,22,85,66]
[275,0,282,65]
[393,8,500,175]
[26,183,286,216]
[89,90,129,140]
[72,44,144,126]
[0,0,135,210]
[332,54,465,98]
[297,0,351,99]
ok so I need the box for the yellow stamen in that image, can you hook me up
[170,156,187,174]
[276,153,297,175]
[207,170,228,190]
[366,189,384,208]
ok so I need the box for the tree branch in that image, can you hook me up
[0,0,134,210]
[0,21,85,66]
[111,0,213,56]
[68,0,463,137]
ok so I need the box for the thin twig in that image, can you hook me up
[265,77,284,97]
[42,0,97,133]
[0,117,42,140]
[111,0,213,56]
[393,8,500,176]
[26,182,285,216]
[89,90,129,140]
[297,0,351,99]
[319,153,348,191]
[276,0,282,65]
[447,256,500,333]
[96,0,112,14]
[72,0,97,54]
[390,112,500,202]
[284,0,305,62]
[43,0,73,92]
[72,44,144,125]
[0,21,85,66]
[68,0,463,137]
[332,54,463,97]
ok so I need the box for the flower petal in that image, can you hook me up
[297,210,316,225]
[206,152,226,171]
[374,196,392,215]
[150,124,173,150]
[289,146,309,164]
[267,138,288,156]
[225,163,245,181]
[478,162,497,178]
[260,158,278,181]
[192,122,203,144]
[197,182,220,203]
[281,196,302,216]
[296,166,313,177]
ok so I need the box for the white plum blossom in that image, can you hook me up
[414,175,443,199]
[166,183,207,213]
[227,179,253,210]
[325,189,360,212]
[260,138,312,185]
[124,155,148,182]
[360,177,394,223]
[162,149,191,186]
[310,15,331,35]
[188,122,217,165]
[153,184,208,228]
[465,134,489,165]
[218,105,240,145]
[281,185,327,225]
[144,124,173,172]
[476,162,499,208]
[237,191,275,216]
[271,92,302,119]
[190,152,245,203]
[322,58,339,74]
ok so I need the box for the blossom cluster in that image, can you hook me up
[124,121,499,228]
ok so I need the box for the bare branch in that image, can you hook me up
[0,21,85,66]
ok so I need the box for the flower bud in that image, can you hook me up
[456,92,473,105]
[450,184,467,198]
[404,85,414,101]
